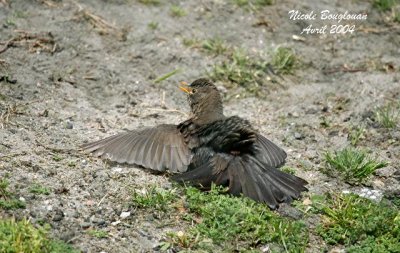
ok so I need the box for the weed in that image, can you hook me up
[374,102,399,128]
[0,218,79,253]
[271,47,298,75]
[210,48,272,96]
[132,186,178,212]
[170,5,187,17]
[373,0,397,11]
[148,21,159,30]
[154,69,181,83]
[88,229,108,238]
[324,147,388,184]
[138,0,161,6]
[52,154,63,161]
[29,184,51,195]
[182,38,200,47]
[280,166,297,175]
[348,125,366,146]
[0,179,25,210]
[232,0,273,9]
[169,185,308,251]
[311,193,400,252]
[202,38,229,56]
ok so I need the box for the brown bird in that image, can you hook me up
[82,78,307,209]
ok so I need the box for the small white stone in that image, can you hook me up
[120,211,131,219]
[19,197,26,202]
[111,220,121,226]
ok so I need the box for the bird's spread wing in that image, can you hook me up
[81,124,191,173]
[255,134,287,168]
[172,148,307,209]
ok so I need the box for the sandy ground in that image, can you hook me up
[0,0,399,252]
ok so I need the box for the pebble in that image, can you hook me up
[81,222,91,229]
[120,211,131,219]
[66,121,73,129]
[294,132,303,140]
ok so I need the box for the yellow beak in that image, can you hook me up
[179,81,192,94]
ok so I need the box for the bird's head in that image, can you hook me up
[179,78,224,124]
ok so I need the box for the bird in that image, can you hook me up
[81,78,307,209]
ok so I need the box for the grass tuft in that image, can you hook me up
[29,184,51,195]
[373,0,397,11]
[0,179,26,210]
[232,0,273,9]
[202,38,230,56]
[170,5,187,17]
[311,193,400,251]
[348,125,366,146]
[138,0,161,6]
[88,229,108,238]
[0,218,79,253]
[132,186,178,212]
[374,102,399,128]
[324,147,388,184]
[210,48,272,96]
[148,21,159,30]
[271,47,298,75]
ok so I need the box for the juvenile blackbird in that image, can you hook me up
[82,78,307,209]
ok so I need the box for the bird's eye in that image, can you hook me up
[191,88,197,94]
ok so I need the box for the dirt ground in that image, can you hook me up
[0,0,399,252]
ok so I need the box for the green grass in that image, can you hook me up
[373,0,397,11]
[0,179,26,210]
[348,125,366,146]
[0,218,79,253]
[88,229,108,238]
[170,5,187,17]
[148,21,159,30]
[209,46,297,97]
[210,48,272,96]
[137,0,161,6]
[202,38,230,56]
[271,47,298,75]
[135,185,308,252]
[280,166,297,175]
[372,0,400,23]
[232,0,273,9]
[132,186,178,212]
[324,147,388,184]
[311,193,400,252]
[29,184,51,195]
[374,102,399,128]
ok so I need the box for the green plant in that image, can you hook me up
[280,166,297,175]
[170,5,187,17]
[202,38,229,56]
[132,186,178,212]
[29,184,50,195]
[0,218,79,253]
[312,193,400,252]
[170,185,308,251]
[88,229,108,238]
[374,103,399,128]
[271,47,298,74]
[348,126,366,146]
[0,179,25,210]
[232,0,273,8]
[148,21,159,30]
[373,0,397,11]
[324,147,388,184]
[138,0,161,6]
[210,48,271,96]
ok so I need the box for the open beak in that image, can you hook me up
[179,81,192,94]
